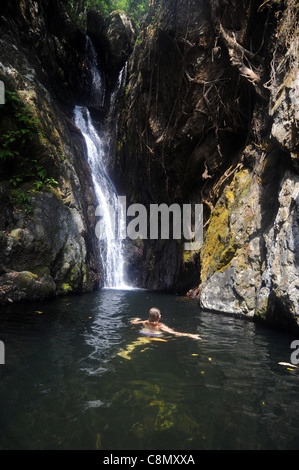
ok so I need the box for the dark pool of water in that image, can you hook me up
[0,288,299,450]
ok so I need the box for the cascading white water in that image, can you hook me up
[85,36,105,107]
[74,38,130,289]
[110,62,127,114]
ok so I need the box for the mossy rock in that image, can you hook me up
[0,270,56,304]
[60,283,73,294]
[200,168,253,284]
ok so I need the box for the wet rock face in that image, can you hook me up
[0,0,101,304]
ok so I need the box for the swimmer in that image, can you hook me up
[131,307,201,340]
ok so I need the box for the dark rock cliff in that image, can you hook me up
[114,0,299,332]
[0,0,102,303]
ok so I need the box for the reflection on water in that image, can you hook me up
[0,289,299,450]
[82,289,128,375]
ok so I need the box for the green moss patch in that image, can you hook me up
[200,168,253,283]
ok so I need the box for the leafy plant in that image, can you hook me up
[0,89,59,214]
[33,175,59,191]
[0,91,38,162]
[16,190,33,215]
[17,191,31,205]
[9,175,23,187]
[44,177,59,188]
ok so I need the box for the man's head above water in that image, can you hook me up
[130,308,201,340]
[148,307,161,323]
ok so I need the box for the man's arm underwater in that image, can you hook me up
[160,324,201,340]
[130,318,201,340]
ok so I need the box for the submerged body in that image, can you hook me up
[140,326,163,338]
[131,307,201,340]
[118,307,201,360]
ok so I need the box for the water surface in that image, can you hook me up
[0,289,298,450]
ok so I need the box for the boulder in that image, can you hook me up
[105,11,136,75]
[0,271,56,305]
[199,168,262,318]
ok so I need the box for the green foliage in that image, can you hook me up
[0,91,38,162]
[66,0,156,27]
[0,89,58,214]
[17,191,31,205]
[110,0,152,24]
[15,191,33,215]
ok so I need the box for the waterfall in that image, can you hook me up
[85,35,105,107]
[74,38,130,290]
[110,62,127,115]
